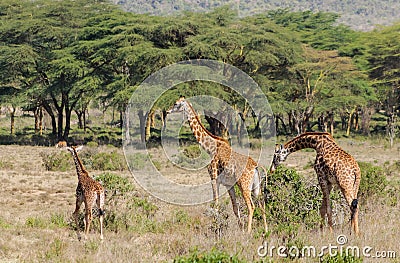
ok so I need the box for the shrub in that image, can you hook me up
[182,144,201,158]
[358,161,388,200]
[320,254,362,263]
[25,216,47,228]
[91,151,127,171]
[86,141,98,148]
[95,172,134,196]
[265,165,322,235]
[40,151,71,171]
[173,248,245,263]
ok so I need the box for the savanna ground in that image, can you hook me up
[0,112,400,262]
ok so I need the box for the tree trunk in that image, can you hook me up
[361,107,374,136]
[161,110,167,132]
[39,107,43,135]
[9,106,16,135]
[42,100,57,135]
[34,107,40,133]
[138,110,148,143]
[346,109,355,137]
[145,111,153,141]
[75,110,84,129]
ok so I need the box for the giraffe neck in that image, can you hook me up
[284,132,334,154]
[184,102,222,155]
[70,150,87,180]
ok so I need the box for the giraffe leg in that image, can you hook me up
[242,188,255,233]
[258,196,268,233]
[341,189,359,236]
[227,187,241,229]
[211,179,219,207]
[319,177,333,233]
[208,160,220,208]
[84,202,93,240]
[72,196,83,241]
[97,192,105,240]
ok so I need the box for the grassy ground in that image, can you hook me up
[0,111,399,262]
[0,138,399,262]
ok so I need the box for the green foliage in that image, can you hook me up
[265,165,322,235]
[126,153,148,170]
[0,217,11,229]
[40,151,71,172]
[50,214,69,228]
[0,160,13,170]
[320,254,363,263]
[86,141,99,148]
[95,172,134,197]
[182,144,201,158]
[44,238,67,261]
[91,151,127,171]
[173,248,245,263]
[358,161,388,200]
[25,216,47,228]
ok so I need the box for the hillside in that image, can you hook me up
[111,0,400,31]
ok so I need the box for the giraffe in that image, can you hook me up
[269,132,361,235]
[167,96,268,233]
[56,142,105,240]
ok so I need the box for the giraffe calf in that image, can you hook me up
[57,143,105,240]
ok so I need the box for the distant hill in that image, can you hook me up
[111,0,400,31]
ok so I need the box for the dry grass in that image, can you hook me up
[0,141,399,262]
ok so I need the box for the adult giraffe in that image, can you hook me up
[167,96,268,233]
[270,132,361,235]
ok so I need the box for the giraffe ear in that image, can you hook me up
[66,146,73,152]
[75,145,84,152]
[274,144,281,152]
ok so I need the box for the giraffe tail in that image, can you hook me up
[350,199,358,220]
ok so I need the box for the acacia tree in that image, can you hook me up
[361,23,400,139]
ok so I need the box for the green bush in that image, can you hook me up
[25,216,47,228]
[265,165,322,235]
[320,254,362,263]
[358,161,388,200]
[95,172,134,195]
[40,151,72,171]
[91,151,127,171]
[182,144,201,158]
[173,248,245,263]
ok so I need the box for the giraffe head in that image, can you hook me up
[167,96,188,114]
[55,141,68,148]
[269,144,289,173]
[66,145,84,154]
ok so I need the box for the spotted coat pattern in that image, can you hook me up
[270,132,360,235]
[168,97,267,233]
[59,144,105,240]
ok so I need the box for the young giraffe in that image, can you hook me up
[269,132,361,235]
[167,97,268,233]
[56,142,105,240]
